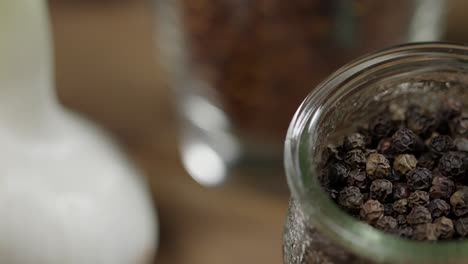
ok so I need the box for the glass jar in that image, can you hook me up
[155,0,445,186]
[283,42,468,264]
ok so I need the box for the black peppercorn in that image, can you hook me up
[393,183,411,200]
[397,214,407,225]
[344,133,367,150]
[327,161,349,187]
[429,175,455,200]
[428,135,455,157]
[434,216,455,239]
[370,179,393,202]
[344,149,367,168]
[450,116,468,138]
[412,223,438,241]
[438,151,467,180]
[455,217,468,237]
[408,191,430,208]
[324,144,344,162]
[369,115,395,140]
[440,97,463,120]
[360,200,384,224]
[392,128,417,153]
[366,153,391,179]
[375,216,398,232]
[407,205,432,225]
[407,167,432,190]
[393,154,417,176]
[407,112,437,138]
[450,188,468,217]
[428,199,451,218]
[393,199,409,214]
[357,126,373,147]
[346,170,368,190]
[338,186,364,210]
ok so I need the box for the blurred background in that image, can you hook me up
[48,0,468,263]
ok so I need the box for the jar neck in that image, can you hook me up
[0,1,62,137]
[285,42,468,264]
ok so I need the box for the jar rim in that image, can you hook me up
[284,42,468,263]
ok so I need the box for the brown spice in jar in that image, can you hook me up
[181,0,413,141]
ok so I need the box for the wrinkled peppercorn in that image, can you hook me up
[344,133,367,150]
[428,135,455,157]
[434,216,455,239]
[450,116,468,138]
[366,153,391,179]
[360,200,384,224]
[393,199,409,214]
[393,183,411,200]
[456,217,468,237]
[429,175,455,200]
[408,191,430,208]
[407,168,432,190]
[428,199,451,218]
[397,214,407,225]
[393,154,417,176]
[450,189,468,217]
[407,112,437,138]
[344,149,367,168]
[375,216,398,232]
[370,179,393,202]
[346,170,368,190]
[324,144,344,162]
[392,128,417,153]
[357,127,373,147]
[369,115,395,140]
[438,151,467,180]
[326,161,349,187]
[440,97,463,120]
[338,186,364,210]
[407,205,432,225]
[412,223,438,241]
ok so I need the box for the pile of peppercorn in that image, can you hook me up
[321,97,468,241]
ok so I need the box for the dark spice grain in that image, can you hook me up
[320,97,468,241]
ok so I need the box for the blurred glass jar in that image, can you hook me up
[283,42,468,264]
[155,0,445,186]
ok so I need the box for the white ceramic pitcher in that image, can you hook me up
[0,1,158,263]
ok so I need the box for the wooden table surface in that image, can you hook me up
[48,0,468,263]
[49,1,289,263]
